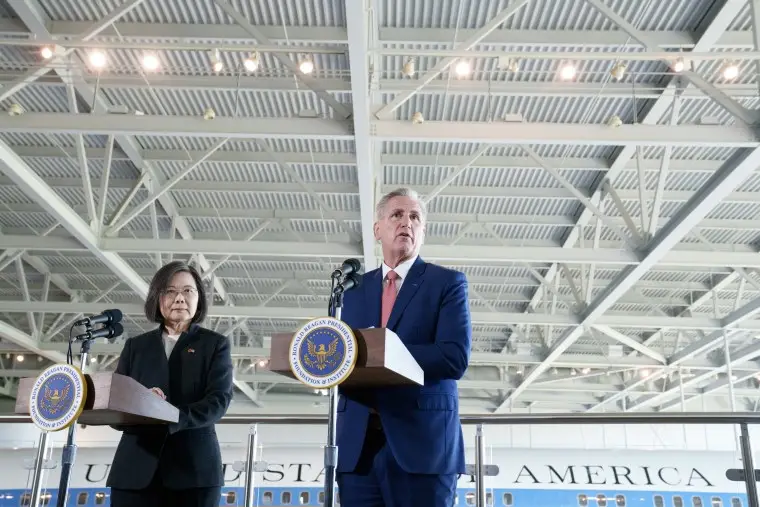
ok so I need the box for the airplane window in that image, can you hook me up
[263,491,273,505]
[693,497,704,507]
[77,492,88,506]
[503,492,513,506]
[40,493,51,506]
[616,494,626,506]
[319,491,325,504]
[283,491,292,504]
[655,495,665,507]
[712,498,723,507]
[300,491,310,504]
[455,494,459,505]
[487,492,493,505]
[674,497,684,507]
[20,493,31,506]
[598,494,607,507]
[466,492,476,505]
[731,498,742,507]
[225,491,236,504]
[94,492,106,505]
[578,494,588,507]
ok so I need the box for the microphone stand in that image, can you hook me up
[56,325,96,507]
[323,275,348,507]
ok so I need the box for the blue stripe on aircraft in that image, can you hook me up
[0,487,750,507]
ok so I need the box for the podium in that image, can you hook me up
[15,372,179,426]
[268,323,424,507]
[268,327,424,387]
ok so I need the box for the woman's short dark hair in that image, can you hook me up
[144,261,208,324]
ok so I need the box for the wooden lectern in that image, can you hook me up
[269,327,424,386]
[15,372,179,426]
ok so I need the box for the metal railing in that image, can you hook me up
[2,412,760,507]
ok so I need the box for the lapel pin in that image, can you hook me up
[187,348,195,354]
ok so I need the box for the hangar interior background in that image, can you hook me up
[1,0,760,421]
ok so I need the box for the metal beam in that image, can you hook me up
[629,342,760,411]
[1,114,757,146]
[34,341,760,374]
[5,301,760,331]
[1,146,739,174]
[374,0,533,118]
[345,0,379,272]
[494,146,760,410]
[0,113,352,140]
[0,321,66,363]
[7,72,760,99]
[527,0,749,379]
[372,121,759,146]
[9,235,760,269]
[0,140,148,296]
[3,19,757,49]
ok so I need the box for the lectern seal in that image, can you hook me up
[289,317,357,389]
[29,363,87,432]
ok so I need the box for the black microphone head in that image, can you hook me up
[105,309,123,323]
[110,322,124,338]
[346,272,362,289]
[345,258,361,272]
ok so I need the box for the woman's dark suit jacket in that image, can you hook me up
[105,324,233,490]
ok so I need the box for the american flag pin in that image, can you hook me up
[187,348,195,353]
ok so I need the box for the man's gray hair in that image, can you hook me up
[375,187,427,221]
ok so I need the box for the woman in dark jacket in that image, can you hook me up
[106,261,233,507]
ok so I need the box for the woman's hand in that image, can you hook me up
[150,387,166,399]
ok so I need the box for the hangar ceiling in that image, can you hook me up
[1,0,760,414]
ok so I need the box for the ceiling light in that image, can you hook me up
[607,115,622,127]
[211,49,223,73]
[672,57,685,73]
[610,62,626,80]
[411,111,424,124]
[402,58,416,77]
[89,50,107,69]
[142,53,160,71]
[40,47,53,59]
[299,58,314,74]
[722,63,739,80]
[16,355,23,362]
[243,52,260,72]
[454,60,471,77]
[559,63,576,80]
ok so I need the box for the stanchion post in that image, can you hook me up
[740,423,759,507]
[474,424,486,507]
[243,424,259,507]
[323,299,342,507]
[29,431,50,507]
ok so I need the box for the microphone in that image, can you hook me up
[74,323,124,342]
[335,273,362,293]
[331,258,361,279]
[74,309,123,327]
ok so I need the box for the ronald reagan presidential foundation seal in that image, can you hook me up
[29,363,87,432]
[289,317,357,389]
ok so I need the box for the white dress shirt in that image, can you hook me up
[381,255,418,293]
[162,331,180,358]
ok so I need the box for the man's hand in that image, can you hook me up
[150,387,166,399]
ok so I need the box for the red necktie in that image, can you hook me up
[381,271,399,328]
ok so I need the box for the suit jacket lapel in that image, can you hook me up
[386,257,426,330]
[146,329,170,390]
[169,323,200,362]
[365,269,383,328]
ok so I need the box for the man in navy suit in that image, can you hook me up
[336,187,472,507]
